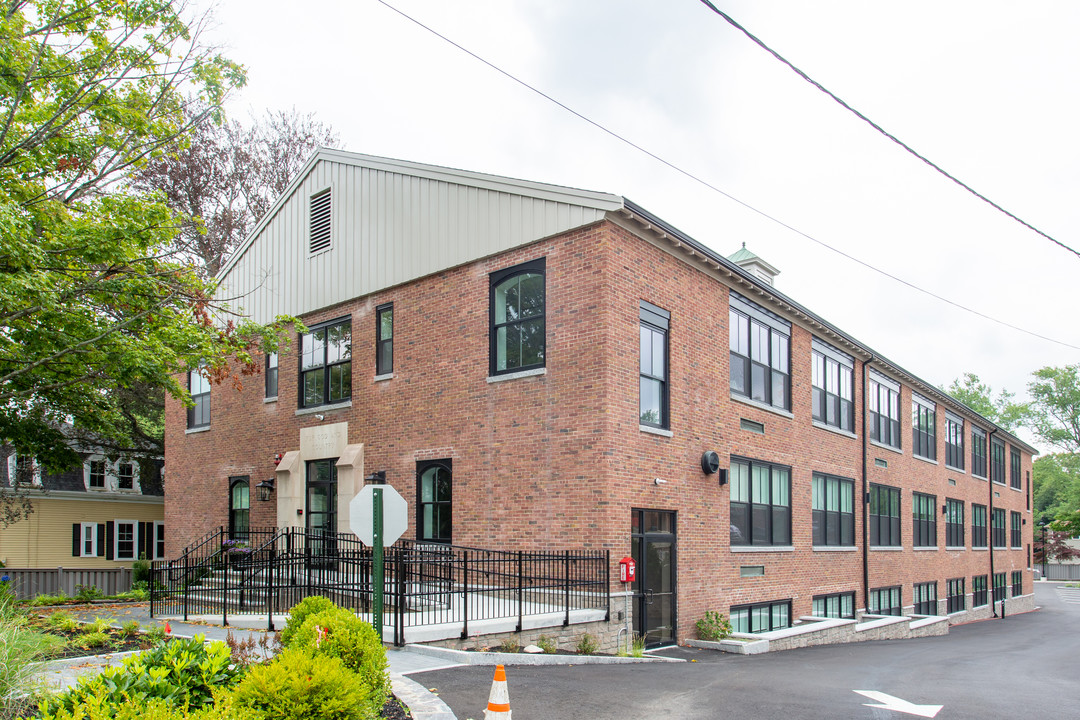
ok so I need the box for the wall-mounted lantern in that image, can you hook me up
[255,478,275,502]
[365,470,386,484]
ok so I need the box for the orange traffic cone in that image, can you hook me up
[483,664,511,719]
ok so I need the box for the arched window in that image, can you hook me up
[417,460,452,543]
[489,258,545,375]
[229,477,250,540]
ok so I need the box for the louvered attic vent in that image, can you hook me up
[309,189,332,254]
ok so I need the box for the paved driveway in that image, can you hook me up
[411,582,1080,719]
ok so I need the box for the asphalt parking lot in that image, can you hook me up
[412,581,1080,719]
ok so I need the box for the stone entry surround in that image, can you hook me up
[274,422,364,536]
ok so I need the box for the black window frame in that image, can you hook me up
[945,412,964,470]
[812,472,855,547]
[869,483,901,547]
[913,581,937,615]
[811,591,856,619]
[991,507,1006,549]
[299,317,352,408]
[489,258,546,377]
[868,586,902,616]
[729,292,790,412]
[1011,570,1023,597]
[946,578,965,613]
[730,599,791,633]
[992,572,1007,603]
[912,492,937,548]
[971,427,987,479]
[811,339,854,433]
[376,303,393,376]
[639,301,670,429]
[416,459,452,544]
[911,395,936,461]
[729,457,792,547]
[1010,510,1022,549]
[867,372,901,450]
[229,476,250,541]
[187,367,210,429]
[265,352,278,398]
[972,575,988,607]
[945,498,965,548]
[990,438,1006,485]
[1010,448,1021,490]
[971,503,987,548]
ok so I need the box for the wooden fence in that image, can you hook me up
[0,566,133,600]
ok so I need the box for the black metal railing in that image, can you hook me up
[150,529,609,645]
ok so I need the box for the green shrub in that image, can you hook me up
[46,611,78,633]
[113,587,149,601]
[279,595,336,646]
[230,648,374,720]
[29,591,69,607]
[290,608,388,708]
[82,617,112,635]
[35,696,190,720]
[575,632,598,655]
[536,635,557,654]
[496,636,520,654]
[696,610,733,641]
[119,620,141,638]
[144,624,166,643]
[630,633,646,658]
[74,584,104,602]
[78,631,110,649]
[132,555,152,585]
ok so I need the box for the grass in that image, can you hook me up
[0,595,65,720]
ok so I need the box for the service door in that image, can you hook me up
[631,509,677,647]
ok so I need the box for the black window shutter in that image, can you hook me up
[105,521,115,560]
[142,522,154,559]
[135,522,143,560]
[96,523,105,557]
[72,524,80,557]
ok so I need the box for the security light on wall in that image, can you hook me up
[365,470,386,484]
[256,478,275,502]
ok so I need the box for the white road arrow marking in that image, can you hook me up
[854,690,943,718]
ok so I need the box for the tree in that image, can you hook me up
[1034,528,1080,565]
[1028,364,1080,453]
[944,373,1027,433]
[0,0,294,524]
[1032,454,1080,524]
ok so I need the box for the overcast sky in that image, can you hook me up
[204,0,1080,451]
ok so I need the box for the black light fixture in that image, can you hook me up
[365,470,386,484]
[255,478,275,502]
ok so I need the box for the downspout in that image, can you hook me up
[861,355,873,614]
[988,429,997,618]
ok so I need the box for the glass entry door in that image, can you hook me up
[631,509,677,648]
[306,459,337,563]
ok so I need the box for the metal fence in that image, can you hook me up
[150,528,609,645]
[1,566,133,600]
[1041,563,1080,581]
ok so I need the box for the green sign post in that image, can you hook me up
[372,487,384,634]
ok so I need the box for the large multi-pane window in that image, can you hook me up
[869,483,901,547]
[972,575,988,607]
[912,492,937,548]
[945,412,964,470]
[1011,570,1023,597]
[300,318,352,408]
[117,463,134,490]
[115,521,135,560]
[912,395,936,460]
[992,508,1006,548]
[730,458,791,547]
[1010,449,1022,490]
[812,592,855,619]
[1011,511,1022,548]
[993,572,1007,603]
[265,352,278,398]
[990,438,1006,484]
[946,578,965,613]
[490,258,545,376]
[187,368,210,429]
[945,498,965,548]
[971,427,987,478]
[639,301,670,429]
[729,292,790,411]
[971,504,987,548]
[730,600,791,633]
[812,473,855,546]
[868,586,902,616]
[89,460,106,489]
[376,303,393,376]
[913,582,937,615]
[868,372,901,449]
[811,339,854,432]
[417,460,452,543]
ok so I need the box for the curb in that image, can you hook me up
[403,643,685,665]
[390,674,457,720]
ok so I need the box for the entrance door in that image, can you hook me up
[306,459,337,562]
[631,509,677,647]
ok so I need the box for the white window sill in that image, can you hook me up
[914,454,938,466]
[972,475,988,481]
[295,400,352,416]
[729,393,794,419]
[870,546,903,552]
[869,440,903,455]
[730,546,794,553]
[185,426,211,435]
[913,546,939,551]
[640,425,673,438]
[972,547,988,551]
[1010,486,1023,492]
[487,367,546,383]
[945,546,966,552]
[811,421,857,440]
[374,373,394,382]
[264,396,278,404]
[812,546,857,552]
[945,464,965,474]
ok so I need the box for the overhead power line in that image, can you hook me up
[697,0,1080,261]
[372,0,1080,351]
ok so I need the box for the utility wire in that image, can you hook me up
[373,0,1080,351]
[698,0,1080,261]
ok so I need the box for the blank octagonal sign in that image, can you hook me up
[350,484,408,547]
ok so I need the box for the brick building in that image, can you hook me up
[164,149,1036,647]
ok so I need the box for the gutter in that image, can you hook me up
[862,355,873,613]
[988,429,997,618]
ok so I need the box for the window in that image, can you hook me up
[229,477,250,540]
[154,522,166,560]
[300,318,351,407]
[812,473,854,546]
[811,339,854,432]
[309,189,332,254]
[913,582,937,615]
[1010,449,1021,490]
[812,592,855,619]
[992,572,1006,603]
[88,459,106,489]
[117,463,134,490]
[1011,570,1023,597]
[869,484,901,547]
[868,586,902,616]
[971,427,987,478]
[729,458,791,546]
[265,352,278,398]
[971,504,987,548]
[946,578,965,613]
[187,368,210,429]
[115,520,135,560]
[1011,511,1022,548]
[417,460,452,543]
[729,292,790,411]
[945,498,965,548]
[376,303,393,376]
[972,575,988,607]
[868,372,901,449]
[490,258,545,376]
[992,508,1006,548]
[639,301,670,428]
[912,395,936,460]
[990,438,1006,484]
[730,600,791,633]
[945,412,964,470]
[912,492,937,548]
[80,522,98,558]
